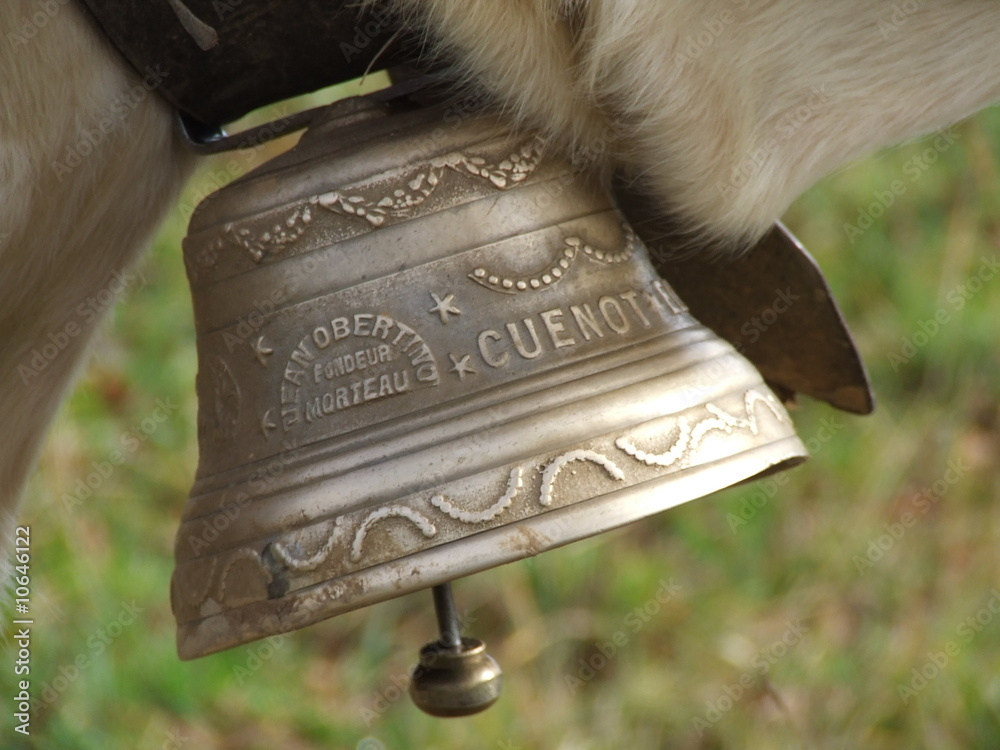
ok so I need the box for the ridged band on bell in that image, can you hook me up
[172,99,807,660]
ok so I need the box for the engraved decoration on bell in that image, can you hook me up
[171,385,792,625]
[277,312,441,435]
[260,389,788,587]
[313,137,545,228]
[221,205,314,264]
[187,137,546,274]
[468,221,640,295]
[475,287,665,370]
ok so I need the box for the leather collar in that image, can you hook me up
[76,0,420,128]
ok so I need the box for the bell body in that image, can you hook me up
[172,98,806,659]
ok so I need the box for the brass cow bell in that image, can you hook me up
[171,96,810,714]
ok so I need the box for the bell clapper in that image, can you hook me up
[408,582,503,717]
[432,581,463,651]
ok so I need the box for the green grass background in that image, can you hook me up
[3,87,1000,749]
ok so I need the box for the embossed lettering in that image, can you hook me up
[371,314,394,340]
[312,326,332,349]
[280,312,439,432]
[506,319,543,359]
[354,314,373,337]
[477,288,661,368]
[301,369,413,423]
[281,404,300,430]
[305,398,322,422]
[280,382,299,405]
[283,362,307,386]
[313,344,393,382]
[331,317,350,340]
[391,322,420,350]
[363,378,378,400]
[416,364,438,383]
[289,342,316,368]
[652,279,687,315]
[410,343,434,366]
[540,308,576,348]
[598,296,630,334]
[478,330,509,368]
[569,304,604,341]
[619,290,651,327]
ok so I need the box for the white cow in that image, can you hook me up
[2,0,1000,569]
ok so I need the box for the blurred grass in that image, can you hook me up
[3,92,1000,749]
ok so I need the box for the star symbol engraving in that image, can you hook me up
[253,336,273,367]
[429,292,461,324]
[260,409,277,437]
[448,354,477,381]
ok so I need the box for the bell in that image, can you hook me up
[170,94,808,712]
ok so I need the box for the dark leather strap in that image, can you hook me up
[76,0,421,127]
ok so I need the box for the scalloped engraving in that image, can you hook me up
[616,389,786,468]
[271,530,339,573]
[469,223,639,294]
[314,138,545,228]
[350,506,438,562]
[429,468,523,523]
[539,450,626,506]
[215,205,314,264]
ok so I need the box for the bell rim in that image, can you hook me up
[175,434,805,660]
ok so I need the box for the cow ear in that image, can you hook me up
[615,182,873,415]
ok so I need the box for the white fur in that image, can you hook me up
[0,1,193,567]
[2,0,1000,562]
[388,0,1000,244]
